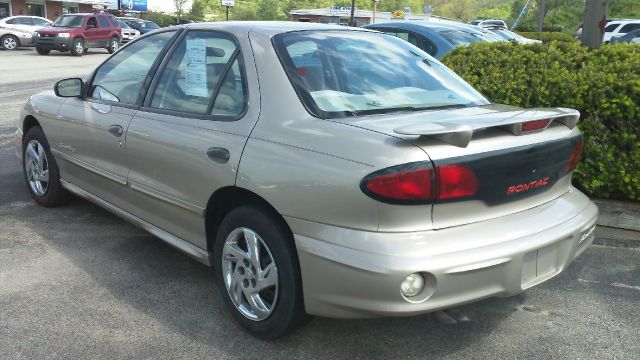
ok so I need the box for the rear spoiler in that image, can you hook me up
[393,108,580,148]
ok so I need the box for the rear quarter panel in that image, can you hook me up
[238,31,434,232]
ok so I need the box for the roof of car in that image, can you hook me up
[180,21,372,37]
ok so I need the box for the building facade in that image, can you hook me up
[0,0,98,21]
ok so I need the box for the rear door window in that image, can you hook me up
[98,16,109,29]
[605,23,620,32]
[620,23,640,33]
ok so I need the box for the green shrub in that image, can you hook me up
[517,32,577,43]
[442,42,640,200]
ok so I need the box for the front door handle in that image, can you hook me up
[108,125,123,137]
[206,147,230,164]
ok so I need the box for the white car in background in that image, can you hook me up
[117,19,140,43]
[0,15,52,32]
[575,19,640,43]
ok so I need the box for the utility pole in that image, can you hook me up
[582,0,611,48]
[537,0,546,32]
[349,0,356,26]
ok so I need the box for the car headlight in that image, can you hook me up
[33,32,39,37]
[57,33,70,38]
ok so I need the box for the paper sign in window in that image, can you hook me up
[185,39,208,97]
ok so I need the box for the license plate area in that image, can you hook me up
[521,237,572,289]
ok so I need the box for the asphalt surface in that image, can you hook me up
[1,47,639,359]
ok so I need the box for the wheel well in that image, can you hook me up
[22,115,40,137]
[204,186,292,253]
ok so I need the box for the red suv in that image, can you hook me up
[35,13,121,56]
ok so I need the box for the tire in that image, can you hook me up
[70,38,84,56]
[22,127,69,207]
[83,48,88,54]
[1,35,19,50]
[214,205,310,339]
[107,37,119,54]
[35,47,50,55]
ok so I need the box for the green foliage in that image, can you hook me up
[517,31,576,42]
[442,42,640,200]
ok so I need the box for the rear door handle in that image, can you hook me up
[108,125,123,137]
[206,147,230,164]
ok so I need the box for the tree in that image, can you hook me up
[174,0,190,23]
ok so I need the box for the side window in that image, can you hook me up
[6,18,17,24]
[90,31,176,105]
[149,31,247,117]
[620,23,640,33]
[98,16,109,28]
[34,18,50,26]
[605,23,620,32]
[87,17,96,28]
[108,16,119,27]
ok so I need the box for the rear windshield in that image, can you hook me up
[53,15,84,28]
[274,31,488,119]
[439,29,486,46]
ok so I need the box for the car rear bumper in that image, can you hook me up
[288,188,597,318]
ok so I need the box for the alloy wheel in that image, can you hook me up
[24,139,49,196]
[112,40,119,51]
[75,41,84,54]
[3,36,17,50]
[222,227,279,321]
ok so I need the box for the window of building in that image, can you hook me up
[0,2,10,19]
[63,6,79,15]
[26,3,45,18]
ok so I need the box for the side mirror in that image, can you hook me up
[54,78,83,98]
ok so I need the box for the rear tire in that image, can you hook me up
[22,127,69,207]
[1,35,19,50]
[35,47,50,55]
[214,205,310,339]
[107,37,119,54]
[70,38,84,56]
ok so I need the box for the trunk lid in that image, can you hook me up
[343,104,582,229]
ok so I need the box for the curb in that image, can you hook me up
[592,198,640,232]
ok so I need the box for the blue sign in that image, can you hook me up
[121,0,148,12]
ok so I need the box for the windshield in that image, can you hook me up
[118,20,130,29]
[53,15,84,28]
[492,29,516,41]
[139,21,159,29]
[274,31,488,119]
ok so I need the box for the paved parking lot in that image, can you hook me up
[1,48,639,359]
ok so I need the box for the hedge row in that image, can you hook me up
[442,41,640,200]
[517,32,577,43]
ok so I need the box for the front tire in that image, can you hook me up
[22,127,69,207]
[1,35,19,50]
[70,38,84,56]
[35,47,50,55]
[214,205,310,339]
[107,37,119,54]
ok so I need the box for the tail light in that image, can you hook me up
[567,138,584,171]
[361,162,477,204]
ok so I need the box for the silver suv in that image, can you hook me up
[15,22,598,338]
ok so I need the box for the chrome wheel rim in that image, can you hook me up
[75,41,83,54]
[3,37,17,50]
[111,40,119,51]
[24,139,49,196]
[222,227,278,321]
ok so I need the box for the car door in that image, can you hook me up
[52,30,178,209]
[84,16,99,46]
[97,15,111,46]
[124,29,260,249]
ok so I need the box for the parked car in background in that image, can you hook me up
[119,18,160,34]
[118,20,140,43]
[575,19,640,42]
[486,27,542,44]
[363,21,502,58]
[35,13,121,56]
[15,22,597,339]
[0,27,36,50]
[0,16,52,32]
[610,28,640,44]
[469,19,509,29]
